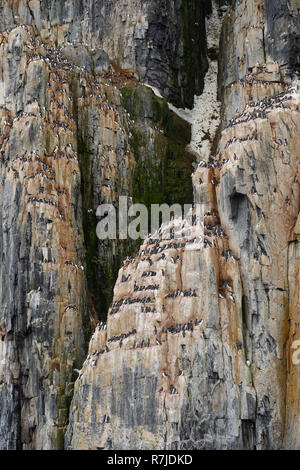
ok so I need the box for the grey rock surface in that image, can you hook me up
[0,0,299,451]
[65,0,300,450]
[0,0,211,108]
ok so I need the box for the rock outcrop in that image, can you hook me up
[0,0,198,450]
[66,0,300,450]
[0,0,299,451]
[0,0,209,108]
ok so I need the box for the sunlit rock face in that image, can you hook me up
[0,25,89,449]
[0,23,132,449]
[0,0,198,450]
[0,0,299,450]
[0,27,193,450]
[65,212,249,450]
[0,0,210,109]
[65,0,300,451]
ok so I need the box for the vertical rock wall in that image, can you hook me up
[0,0,200,449]
[66,0,300,450]
[0,25,88,449]
[0,0,299,451]
[0,0,209,108]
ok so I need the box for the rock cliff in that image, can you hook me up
[0,0,299,450]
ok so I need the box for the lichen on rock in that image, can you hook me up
[0,0,299,451]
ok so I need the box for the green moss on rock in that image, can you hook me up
[77,83,196,325]
[122,85,195,216]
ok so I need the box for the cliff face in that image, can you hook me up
[66,0,300,450]
[0,0,209,108]
[0,0,299,450]
[0,0,200,450]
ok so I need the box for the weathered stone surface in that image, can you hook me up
[66,0,300,450]
[0,2,197,450]
[0,25,89,449]
[65,212,249,449]
[0,0,211,108]
[0,0,299,451]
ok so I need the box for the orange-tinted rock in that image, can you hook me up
[66,0,300,450]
